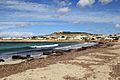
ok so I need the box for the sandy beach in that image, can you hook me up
[0,43,120,80]
[0,0,120,79]
[0,39,87,42]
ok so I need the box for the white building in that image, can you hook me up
[74,36,90,40]
[58,36,67,40]
[2,38,12,40]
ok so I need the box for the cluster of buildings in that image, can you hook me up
[0,37,30,40]
[0,31,120,42]
[31,31,120,42]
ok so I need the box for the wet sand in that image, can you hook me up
[0,44,120,80]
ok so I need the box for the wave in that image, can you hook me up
[55,42,98,50]
[0,44,59,55]
[84,42,98,45]
[29,44,59,48]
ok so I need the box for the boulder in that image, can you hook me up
[26,55,31,58]
[98,42,105,44]
[43,51,53,55]
[0,59,5,62]
[27,57,34,61]
[51,52,64,56]
[63,49,71,52]
[12,55,27,60]
[54,50,64,53]
[81,47,87,50]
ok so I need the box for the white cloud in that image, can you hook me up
[0,0,64,21]
[0,32,33,37]
[58,12,120,24]
[0,0,120,31]
[99,0,113,4]
[77,0,95,7]
[115,24,120,28]
[57,7,71,14]
[53,0,71,7]
[0,0,51,13]
[0,21,67,30]
[1,11,120,30]
[0,26,18,30]
[0,22,29,30]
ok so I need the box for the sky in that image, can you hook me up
[0,0,120,37]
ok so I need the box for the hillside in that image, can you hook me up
[49,31,94,36]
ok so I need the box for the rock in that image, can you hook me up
[81,47,87,50]
[51,52,64,56]
[63,49,71,52]
[27,57,34,61]
[54,50,63,53]
[26,55,34,61]
[43,51,53,55]
[26,55,31,58]
[39,55,48,59]
[0,59,5,62]
[12,55,27,60]
[98,42,105,44]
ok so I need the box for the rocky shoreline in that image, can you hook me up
[0,42,99,64]
[0,42,120,80]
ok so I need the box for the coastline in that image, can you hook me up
[0,39,120,43]
[0,42,98,65]
[0,39,101,42]
[0,42,120,80]
[0,39,83,42]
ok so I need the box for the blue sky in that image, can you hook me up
[0,0,120,37]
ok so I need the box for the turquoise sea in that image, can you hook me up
[0,42,80,58]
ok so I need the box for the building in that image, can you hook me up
[74,36,89,40]
[58,36,67,40]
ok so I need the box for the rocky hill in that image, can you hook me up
[49,31,94,36]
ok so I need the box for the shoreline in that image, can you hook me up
[0,42,120,80]
[0,43,108,78]
[0,40,86,42]
[0,39,108,42]
[0,42,99,64]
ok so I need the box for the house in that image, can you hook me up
[105,37,113,40]
[89,36,97,41]
[74,36,82,40]
[12,38,23,40]
[110,36,119,40]
[2,38,12,40]
[36,37,44,40]
[74,36,89,40]
[58,36,67,40]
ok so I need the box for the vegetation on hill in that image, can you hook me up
[49,31,94,36]
[54,31,92,35]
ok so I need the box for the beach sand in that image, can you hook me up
[0,59,25,66]
[0,44,120,80]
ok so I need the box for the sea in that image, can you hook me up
[0,42,80,58]
[0,42,98,59]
